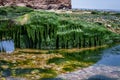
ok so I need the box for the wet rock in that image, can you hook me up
[1,65,9,69]
[35,75,41,79]
[32,56,36,59]
[31,69,39,74]
[44,65,52,69]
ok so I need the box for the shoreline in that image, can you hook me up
[58,45,120,80]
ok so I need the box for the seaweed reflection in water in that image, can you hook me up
[0,46,106,79]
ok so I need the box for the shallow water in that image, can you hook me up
[58,45,120,80]
[95,45,120,67]
[2,45,120,80]
[0,40,15,53]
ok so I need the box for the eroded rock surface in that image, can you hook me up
[0,0,71,9]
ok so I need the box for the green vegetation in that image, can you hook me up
[0,6,120,79]
[0,46,106,79]
[0,6,33,19]
[0,6,120,49]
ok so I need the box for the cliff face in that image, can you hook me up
[0,0,71,9]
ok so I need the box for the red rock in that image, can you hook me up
[0,0,71,9]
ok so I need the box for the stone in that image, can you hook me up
[31,69,39,74]
[0,0,71,9]
[1,65,9,69]
[44,65,52,69]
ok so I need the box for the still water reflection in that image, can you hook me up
[95,45,120,66]
[0,40,15,53]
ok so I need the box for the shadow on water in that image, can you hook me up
[88,75,118,80]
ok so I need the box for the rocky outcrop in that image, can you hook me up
[0,0,71,9]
